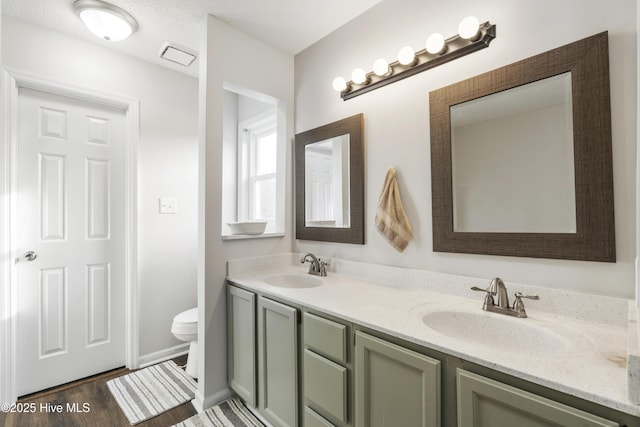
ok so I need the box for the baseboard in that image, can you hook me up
[138,343,190,368]
[191,387,233,412]
[245,402,272,427]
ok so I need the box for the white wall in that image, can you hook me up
[1,16,199,359]
[637,0,640,306]
[222,91,240,230]
[294,0,637,298]
[197,14,294,408]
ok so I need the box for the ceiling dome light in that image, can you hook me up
[73,0,138,42]
[398,46,416,66]
[458,16,481,41]
[426,33,447,55]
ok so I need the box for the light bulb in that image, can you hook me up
[397,46,416,66]
[372,58,390,76]
[332,77,348,92]
[458,16,481,40]
[426,33,446,55]
[351,68,368,85]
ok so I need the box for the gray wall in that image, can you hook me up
[197,14,294,408]
[294,0,637,298]
[2,16,199,360]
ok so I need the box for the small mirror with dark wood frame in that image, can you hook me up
[429,32,615,262]
[295,114,364,244]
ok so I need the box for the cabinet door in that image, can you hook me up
[457,369,619,427]
[227,285,256,407]
[354,331,441,427]
[258,296,299,427]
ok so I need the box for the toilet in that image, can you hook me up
[171,307,198,378]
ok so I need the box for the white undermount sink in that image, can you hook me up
[411,299,592,356]
[421,309,568,354]
[263,273,323,289]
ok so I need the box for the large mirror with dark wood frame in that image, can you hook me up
[429,32,615,261]
[295,113,364,244]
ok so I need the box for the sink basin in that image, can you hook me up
[263,273,323,289]
[420,308,569,355]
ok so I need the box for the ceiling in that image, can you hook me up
[2,0,383,78]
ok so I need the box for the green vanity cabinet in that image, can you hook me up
[354,331,441,427]
[457,369,619,427]
[226,285,257,406]
[302,311,351,427]
[258,296,299,427]
[227,284,300,427]
[226,282,637,427]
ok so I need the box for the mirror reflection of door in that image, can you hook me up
[304,135,350,228]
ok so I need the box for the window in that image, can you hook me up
[221,84,285,238]
[238,109,278,231]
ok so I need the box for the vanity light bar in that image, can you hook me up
[334,18,496,101]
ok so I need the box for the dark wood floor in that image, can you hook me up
[0,356,198,427]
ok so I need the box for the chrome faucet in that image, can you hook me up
[300,253,328,276]
[489,277,510,309]
[471,277,539,318]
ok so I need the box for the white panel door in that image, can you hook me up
[305,152,333,222]
[16,87,126,396]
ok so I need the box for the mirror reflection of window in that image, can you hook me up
[304,135,350,228]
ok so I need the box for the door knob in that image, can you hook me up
[23,251,38,261]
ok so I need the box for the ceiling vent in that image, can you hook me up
[159,42,197,67]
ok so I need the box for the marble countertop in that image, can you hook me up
[226,253,638,416]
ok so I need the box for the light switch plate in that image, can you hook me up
[159,197,177,214]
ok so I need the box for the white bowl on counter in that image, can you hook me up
[227,221,267,235]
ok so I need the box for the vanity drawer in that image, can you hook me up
[304,349,347,423]
[303,312,347,363]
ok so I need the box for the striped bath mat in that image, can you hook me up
[172,397,264,427]
[107,360,197,425]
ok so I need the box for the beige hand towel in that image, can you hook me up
[375,168,413,252]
